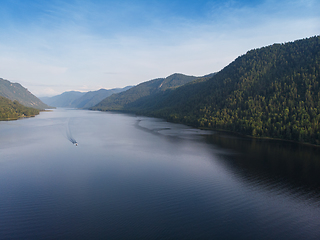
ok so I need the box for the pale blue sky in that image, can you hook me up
[0,0,319,96]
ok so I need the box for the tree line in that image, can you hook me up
[0,96,40,120]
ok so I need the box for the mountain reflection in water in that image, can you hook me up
[205,133,320,204]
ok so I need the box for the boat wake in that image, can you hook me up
[66,118,78,146]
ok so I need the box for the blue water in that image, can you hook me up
[0,109,320,239]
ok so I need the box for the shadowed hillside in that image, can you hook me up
[71,86,132,109]
[92,73,214,111]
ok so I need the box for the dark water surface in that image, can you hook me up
[0,109,320,239]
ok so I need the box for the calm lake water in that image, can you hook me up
[1,108,320,239]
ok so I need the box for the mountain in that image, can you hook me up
[94,36,320,145]
[0,96,40,120]
[71,86,133,109]
[40,91,86,108]
[92,73,213,111]
[0,78,49,109]
[41,86,132,108]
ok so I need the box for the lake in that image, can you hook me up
[0,108,320,239]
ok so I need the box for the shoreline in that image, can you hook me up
[196,126,320,149]
[103,109,320,149]
[0,113,39,122]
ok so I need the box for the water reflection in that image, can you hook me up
[205,132,320,204]
[1,110,320,239]
[136,117,320,204]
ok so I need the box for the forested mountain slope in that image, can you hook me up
[107,36,320,145]
[0,96,40,120]
[0,78,49,109]
[92,73,213,111]
[118,73,216,112]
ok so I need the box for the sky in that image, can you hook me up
[0,0,319,97]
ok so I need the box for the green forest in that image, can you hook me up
[95,36,320,145]
[0,96,40,120]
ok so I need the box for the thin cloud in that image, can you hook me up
[0,0,319,96]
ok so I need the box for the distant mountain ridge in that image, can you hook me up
[0,78,49,109]
[92,73,214,111]
[40,91,86,108]
[41,86,132,108]
[72,86,132,109]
